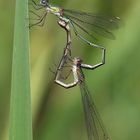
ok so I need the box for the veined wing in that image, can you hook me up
[80,81,110,140]
[63,9,120,40]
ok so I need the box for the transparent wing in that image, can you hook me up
[63,9,121,40]
[80,81,110,140]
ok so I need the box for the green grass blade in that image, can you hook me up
[9,0,32,140]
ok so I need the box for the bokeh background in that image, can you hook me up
[0,0,140,140]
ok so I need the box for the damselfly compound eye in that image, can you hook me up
[40,0,46,5]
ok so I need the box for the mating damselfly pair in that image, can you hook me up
[30,0,120,140]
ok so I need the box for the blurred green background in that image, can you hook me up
[0,0,140,140]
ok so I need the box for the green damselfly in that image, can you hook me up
[30,0,120,49]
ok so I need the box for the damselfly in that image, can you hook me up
[55,56,109,140]
[30,0,120,49]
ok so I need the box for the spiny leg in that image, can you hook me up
[29,12,47,28]
[29,0,44,10]
[29,10,41,19]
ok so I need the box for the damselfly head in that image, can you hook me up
[73,57,83,66]
[40,0,48,6]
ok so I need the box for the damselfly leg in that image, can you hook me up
[29,12,47,28]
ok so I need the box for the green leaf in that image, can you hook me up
[9,0,32,140]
